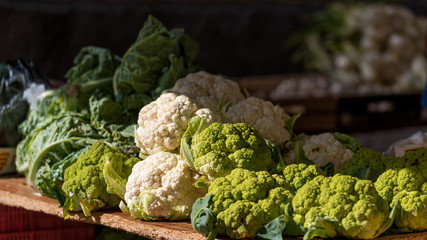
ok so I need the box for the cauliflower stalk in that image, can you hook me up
[119,151,207,221]
[134,91,221,156]
[62,141,141,217]
[374,148,427,231]
[181,116,282,182]
[290,174,396,240]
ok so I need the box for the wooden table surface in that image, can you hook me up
[0,176,426,240]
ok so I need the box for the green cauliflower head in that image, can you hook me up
[292,174,389,239]
[208,168,293,239]
[374,148,427,231]
[282,163,320,191]
[190,121,278,181]
[62,141,140,215]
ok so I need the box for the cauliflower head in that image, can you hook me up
[337,147,396,177]
[189,121,278,181]
[374,148,427,231]
[124,151,207,221]
[282,163,320,191]
[225,97,290,146]
[292,174,390,239]
[62,141,140,216]
[208,168,293,239]
[171,71,245,110]
[135,91,221,156]
[284,133,355,170]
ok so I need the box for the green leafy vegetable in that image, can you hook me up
[113,15,199,118]
[190,194,217,240]
[334,132,362,153]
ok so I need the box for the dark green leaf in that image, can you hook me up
[65,46,121,84]
[321,162,335,177]
[334,132,362,153]
[150,54,186,100]
[265,139,286,172]
[190,194,217,239]
[257,215,286,240]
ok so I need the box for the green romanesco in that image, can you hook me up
[282,163,320,191]
[188,121,278,181]
[374,148,427,231]
[337,147,400,179]
[196,168,294,239]
[62,141,140,216]
[292,174,390,239]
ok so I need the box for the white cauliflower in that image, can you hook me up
[284,132,355,170]
[225,97,291,145]
[135,91,221,156]
[123,152,207,221]
[171,71,245,110]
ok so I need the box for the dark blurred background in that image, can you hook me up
[1,0,426,80]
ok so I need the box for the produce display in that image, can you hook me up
[5,13,427,240]
[286,2,427,98]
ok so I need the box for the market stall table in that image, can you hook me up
[0,176,426,240]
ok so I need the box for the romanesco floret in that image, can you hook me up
[134,91,221,156]
[284,133,355,170]
[337,147,397,176]
[282,163,320,191]
[374,148,427,231]
[189,121,277,181]
[292,174,390,239]
[123,151,207,221]
[208,168,294,239]
[62,141,140,216]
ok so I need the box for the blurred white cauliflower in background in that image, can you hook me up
[289,3,427,96]
[283,132,355,170]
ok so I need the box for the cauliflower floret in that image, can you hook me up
[225,97,290,146]
[285,133,355,170]
[171,71,245,110]
[124,152,207,221]
[135,91,221,156]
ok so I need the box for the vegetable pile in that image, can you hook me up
[289,2,427,96]
[11,14,427,240]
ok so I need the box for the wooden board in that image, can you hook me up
[0,176,426,240]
